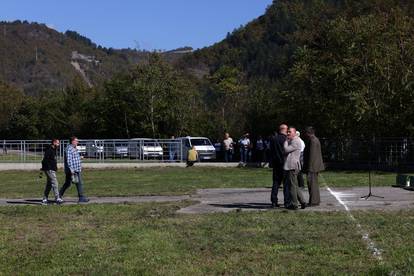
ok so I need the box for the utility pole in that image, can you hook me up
[35,47,38,62]
[3,25,6,37]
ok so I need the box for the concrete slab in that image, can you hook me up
[1,187,413,214]
[178,186,414,214]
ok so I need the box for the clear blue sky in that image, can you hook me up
[0,0,272,50]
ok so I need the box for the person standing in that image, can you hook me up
[59,136,89,203]
[223,132,234,162]
[296,131,306,188]
[270,124,288,208]
[238,133,251,165]
[41,139,63,205]
[303,126,325,206]
[169,135,178,162]
[255,135,265,166]
[283,127,307,210]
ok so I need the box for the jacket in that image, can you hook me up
[283,137,302,171]
[270,133,286,166]
[303,135,325,173]
[41,145,58,171]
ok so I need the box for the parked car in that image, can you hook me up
[177,136,216,161]
[128,138,163,159]
[85,140,104,158]
[76,144,87,157]
[106,141,128,158]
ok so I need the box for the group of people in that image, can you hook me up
[41,136,89,204]
[270,124,324,210]
[41,128,323,209]
[222,132,255,164]
[221,133,273,166]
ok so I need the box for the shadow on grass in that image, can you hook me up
[6,199,43,205]
[209,202,273,210]
[6,199,65,205]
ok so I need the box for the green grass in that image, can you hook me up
[0,203,412,274]
[0,168,400,198]
[321,170,399,187]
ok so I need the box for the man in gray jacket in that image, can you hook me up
[283,127,306,210]
[304,126,325,206]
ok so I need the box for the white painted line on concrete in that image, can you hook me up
[326,186,383,261]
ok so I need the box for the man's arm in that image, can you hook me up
[66,147,75,173]
[284,139,301,154]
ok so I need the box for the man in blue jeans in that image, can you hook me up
[59,136,89,203]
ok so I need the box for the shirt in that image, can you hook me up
[65,145,82,173]
[223,137,233,150]
[187,149,198,161]
[298,137,305,152]
[239,138,250,148]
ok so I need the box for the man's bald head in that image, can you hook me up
[279,124,288,135]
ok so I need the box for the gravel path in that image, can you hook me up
[1,187,413,214]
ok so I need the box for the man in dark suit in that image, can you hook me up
[270,124,288,208]
[303,126,325,206]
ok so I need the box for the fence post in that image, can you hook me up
[23,140,26,163]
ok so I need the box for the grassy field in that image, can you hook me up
[0,202,413,275]
[0,167,399,198]
[0,168,412,274]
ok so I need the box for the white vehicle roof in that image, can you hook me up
[177,136,210,139]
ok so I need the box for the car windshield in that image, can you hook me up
[143,141,160,146]
[190,139,211,146]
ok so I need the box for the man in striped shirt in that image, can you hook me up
[59,136,89,203]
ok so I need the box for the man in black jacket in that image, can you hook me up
[41,139,63,204]
[270,124,289,207]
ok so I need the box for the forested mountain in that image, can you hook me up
[1,0,414,139]
[0,21,188,95]
[181,0,414,138]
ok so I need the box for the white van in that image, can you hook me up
[177,136,216,161]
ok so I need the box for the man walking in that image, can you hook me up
[283,127,306,210]
[304,126,325,206]
[270,124,288,208]
[41,139,63,205]
[59,136,89,203]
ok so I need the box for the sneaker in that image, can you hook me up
[78,197,89,203]
[56,198,64,205]
[41,198,48,205]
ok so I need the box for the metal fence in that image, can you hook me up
[320,138,414,171]
[0,139,184,163]
[1,138,414,171]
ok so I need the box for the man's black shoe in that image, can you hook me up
[301,203,306,209]
[78,197,89,203]
[271,203,280,208]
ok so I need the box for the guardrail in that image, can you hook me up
[2,138,414,171]
[0,139,184,163]
[320,138,414,171]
